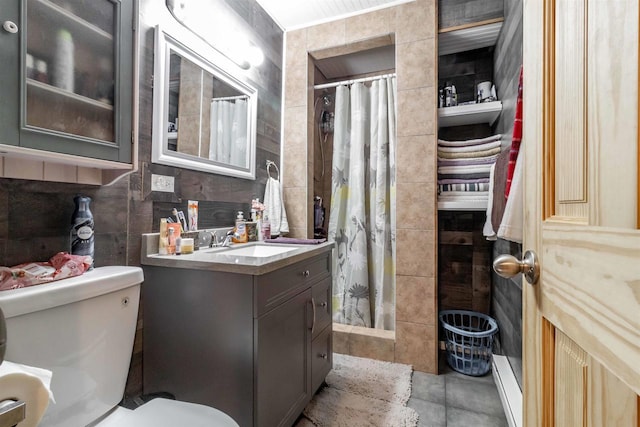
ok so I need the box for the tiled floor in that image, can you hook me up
[407,358,509,427]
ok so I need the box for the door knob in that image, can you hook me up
[493,250,540,285]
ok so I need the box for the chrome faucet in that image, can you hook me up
[220,230,237,247]
[210,230,237,247]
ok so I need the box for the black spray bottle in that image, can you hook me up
[70,195,94,269]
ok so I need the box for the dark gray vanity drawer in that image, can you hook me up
[311,325,332,393]
[312,277,331,340]
[255,252,331,317]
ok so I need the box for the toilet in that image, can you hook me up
[0,266,238,427]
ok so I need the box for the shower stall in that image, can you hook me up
[312,73,397,331]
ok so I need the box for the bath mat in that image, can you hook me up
[303,387,419,427]
[298,353,418,427]
[326,353,413,405]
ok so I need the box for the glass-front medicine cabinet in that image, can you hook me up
[0,0,134,163]
[152,25,257,180]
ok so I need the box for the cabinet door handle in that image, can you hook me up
[320,301,327,308]
[2,21,18,34]
[310,297,316,334]
[302,270,310,277]
[319,353,328,359]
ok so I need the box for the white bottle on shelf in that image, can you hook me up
[53,29,74,92]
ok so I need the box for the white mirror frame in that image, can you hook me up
[152,25,258,180]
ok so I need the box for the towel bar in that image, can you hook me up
[0,400,25,427]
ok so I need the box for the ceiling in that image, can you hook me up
[255,0,412,31]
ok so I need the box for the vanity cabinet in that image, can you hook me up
[0,0,134,182]
[142,250,333,427]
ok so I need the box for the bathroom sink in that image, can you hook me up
[222,244,298,258]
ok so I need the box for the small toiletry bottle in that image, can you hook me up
[70,195,94,269]
[232,211,248,243]
[261,214,271,240]
[175,236,182,255]
[53,29,74,92]
[181,238,194,254]
[167,227,176,255]
[159,218,168,255]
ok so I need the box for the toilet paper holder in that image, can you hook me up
[0,399,25,427]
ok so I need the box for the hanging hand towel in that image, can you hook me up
[264,176,289,236]
[506,66,524,198]
[498,150,524,243]
[483,162,497,241]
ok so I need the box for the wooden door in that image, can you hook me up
[523,0,640,425]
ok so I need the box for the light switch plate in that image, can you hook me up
[151,174,175,192]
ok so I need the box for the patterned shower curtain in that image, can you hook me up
[209,98,248,167]
[328,76,397,330]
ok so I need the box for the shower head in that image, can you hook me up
[321,93,333,107]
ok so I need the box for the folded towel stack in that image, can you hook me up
[437,134,502,205]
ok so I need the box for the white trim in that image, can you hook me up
[492,354,522,427]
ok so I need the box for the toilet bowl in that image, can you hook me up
[0,266,238,427]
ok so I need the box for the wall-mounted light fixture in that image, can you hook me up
[166,0,264,70]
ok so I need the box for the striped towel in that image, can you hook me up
[438,134,502,147]
[437,164,493,175]
[439,183,491,192]
[437,140,501,153]
[438,172,491,180]
[438,146,501,159]
[437,154,500,166]
[438,177,491,184]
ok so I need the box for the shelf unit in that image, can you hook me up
[437,20,503,211]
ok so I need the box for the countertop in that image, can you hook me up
[141,232,334,275]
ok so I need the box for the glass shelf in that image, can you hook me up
[36,0,113,48]
[27,78,114,111]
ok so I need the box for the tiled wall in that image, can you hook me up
[282,0,439,373]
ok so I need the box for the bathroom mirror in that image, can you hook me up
[152,25,257,179]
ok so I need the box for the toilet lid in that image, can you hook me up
[95,398,239,427]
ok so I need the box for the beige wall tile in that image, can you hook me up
[285,29,307,70]
[396,39,435,91]
[396,275,436,324]
[283,186,307,231]
[286,227,307,238]
[395,320,437,373]
[349,333,395,362]
[397,87,435,137]
[396,229,435,277]
[284,63,308,108]
[333,328,351,354]
[307,20,346,52]
[396,135,436,184]
[395,0,436,44]
[396,182,436,229]
[282,106,307,188]
[345,8,393,44]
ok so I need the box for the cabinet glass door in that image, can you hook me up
[25,0,116,143]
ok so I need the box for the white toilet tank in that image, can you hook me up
[0,266,143,427]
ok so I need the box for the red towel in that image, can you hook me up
[505,66,523,199]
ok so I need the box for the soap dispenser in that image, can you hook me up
[232,211,248,243]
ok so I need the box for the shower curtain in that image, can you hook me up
[209,98,247,167]
[328,76,396,330]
